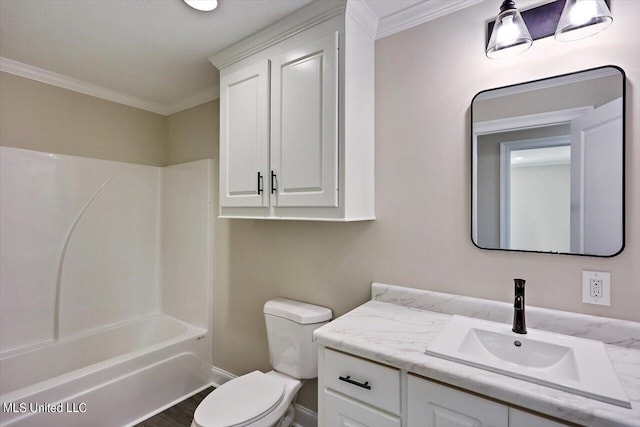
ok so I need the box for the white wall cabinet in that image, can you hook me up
[270,32,339,209]
[318,346,572,427]
[210,1,375,221]
[219,60,270,208]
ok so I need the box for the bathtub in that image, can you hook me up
[0,314,212,427]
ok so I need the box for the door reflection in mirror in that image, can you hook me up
[472,66,624,257]
[508,143,571,253]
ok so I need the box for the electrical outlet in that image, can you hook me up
[582,271,610,305]
[590,279,603,298]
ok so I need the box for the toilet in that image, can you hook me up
[192,298,332,427]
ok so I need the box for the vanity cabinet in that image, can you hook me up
[509,408,571,427]
[320,348,401,427]
[407,374,508,427]
[318,347,572,427]
[407,375,571,427]
[211,1,375,221]
[324,389,400,427]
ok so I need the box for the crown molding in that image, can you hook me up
[346,0,378,40]
[0,57,168,115]
[208,0,347,70]
[0,57,218,115]
[376,0,483,40]
[165,85,220,115]
[1,0,481,113]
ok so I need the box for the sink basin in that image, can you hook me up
[425,315,630,408]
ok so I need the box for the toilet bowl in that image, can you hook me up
[192,298,332,427]
[192,371,301,427]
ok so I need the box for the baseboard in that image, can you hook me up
[210,365,235,387]
[292,403,317,427]
[210,365,318,427]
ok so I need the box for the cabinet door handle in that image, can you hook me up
[257,172,263,194]
[271,171,277,194]
[338,375,371,390]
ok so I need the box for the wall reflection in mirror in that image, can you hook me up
[472,66,624,257]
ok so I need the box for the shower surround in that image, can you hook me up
[0,147,213,426]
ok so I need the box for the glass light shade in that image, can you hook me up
[486,7,533,59]
[555,0,612,41]
[184,0,218,12]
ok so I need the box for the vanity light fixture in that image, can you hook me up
[184,0,218,12]
[486,0,612,59]
[555,0,613,41]
[486,1,533,59]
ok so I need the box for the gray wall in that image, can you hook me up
[167,100,218,165]
[0,72,167,165]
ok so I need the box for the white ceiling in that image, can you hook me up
[0,0,479,115]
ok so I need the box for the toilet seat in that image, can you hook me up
[194,371,285,427]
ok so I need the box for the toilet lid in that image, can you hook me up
[194,371,285,427]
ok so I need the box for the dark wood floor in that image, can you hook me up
[136,387,214,427]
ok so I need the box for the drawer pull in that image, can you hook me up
[339,375,371,390]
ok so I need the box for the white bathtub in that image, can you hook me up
[0,315,212,427]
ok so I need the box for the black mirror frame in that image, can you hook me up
[470,65,626,258]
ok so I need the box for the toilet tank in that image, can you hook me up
[264,298,332,379]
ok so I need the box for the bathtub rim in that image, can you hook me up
[0,312,196,359]
[0,313,206,404]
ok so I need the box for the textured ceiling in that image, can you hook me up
[0,0,313,108]
[0,0,478,113]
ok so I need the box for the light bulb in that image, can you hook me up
[184,0,218,12]
[496,16,519,45]
[570,1,599,25]
[486,1,533,59]
[555,0,612,41]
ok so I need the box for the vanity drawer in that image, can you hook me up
[324,389,401,427]
[323,348,400,414]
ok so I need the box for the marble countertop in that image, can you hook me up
[313,284,640,427]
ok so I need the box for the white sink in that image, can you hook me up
[425,315,630,408]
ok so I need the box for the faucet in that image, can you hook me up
[512,278,527,334]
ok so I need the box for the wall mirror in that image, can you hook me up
[471,66,624,257]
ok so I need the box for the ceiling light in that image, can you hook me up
[555,0,613,42]
[184,0,218,12]
[486,1,533,59]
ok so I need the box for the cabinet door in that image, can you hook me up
[324,389,400,427]
[509,408,570,426]
[408,375,508,427]
[270,32,338,208]
[219,60,269,207]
